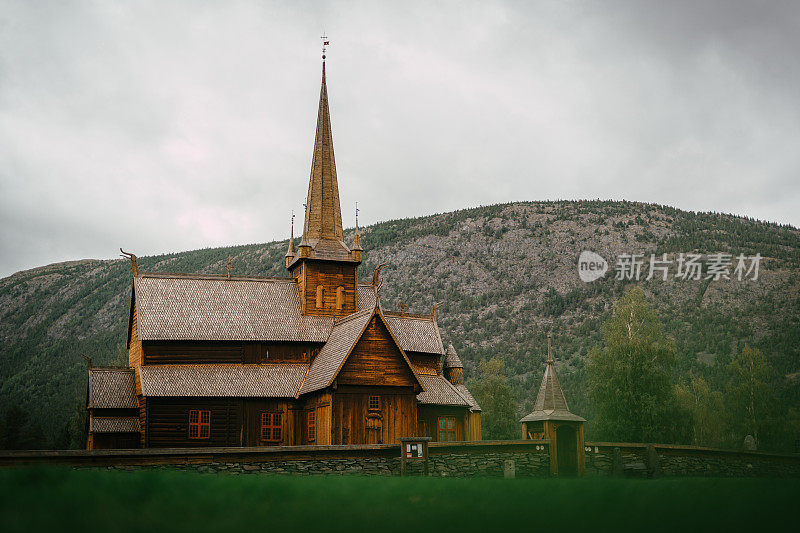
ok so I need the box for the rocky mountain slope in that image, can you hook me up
[2,200,799,442]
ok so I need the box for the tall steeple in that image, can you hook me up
[288,43,361,317]
[302,58,345,247]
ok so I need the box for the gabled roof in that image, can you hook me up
[89,415,140,433]
[299,298,424,395]
[139,364,309,397]
[88,368,137,409]
[416,375,470,407]
[133,274,331,342]
[520,339,585,423]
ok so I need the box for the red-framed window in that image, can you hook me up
[368,395,380,411]
[188,410,211,439]
[438,416,456,442]
[261,412,282,442]
[307,411,316,442]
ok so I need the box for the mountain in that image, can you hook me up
[2,200,799,445]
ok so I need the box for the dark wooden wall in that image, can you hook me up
[143,398,304,448]
[146,398,242,448]
[141,341,321,365]
[89,433,140,450]
[293,260,358,316]
[407,352,441,375]
[331,386,417,445]
[337,316,415,387]
[417,405,468,442]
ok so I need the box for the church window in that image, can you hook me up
[316,285,324,308]
[336,286,344,310]
[188,410,211,439]
[368,395,380,411]
[437,416,456,442]
[261,412,282,442]
[307,411,316,442]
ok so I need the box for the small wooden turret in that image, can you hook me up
[443,344,464,385]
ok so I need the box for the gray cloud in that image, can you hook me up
[1,1,798,277]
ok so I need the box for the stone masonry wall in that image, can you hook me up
[584,442,800,478]
[2,441,798,478]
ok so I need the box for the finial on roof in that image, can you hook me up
[372,262,387,295]
[285,211,296,258]
[321,33,329,64]
[225,256,233,280]
[352,202,363,251]
[547,332,553,364]
[119,248,139,277]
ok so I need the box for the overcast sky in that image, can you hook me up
[1,1,799,278]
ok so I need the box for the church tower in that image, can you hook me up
[286,56,362,316]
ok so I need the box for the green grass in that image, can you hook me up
[1,468,797,532]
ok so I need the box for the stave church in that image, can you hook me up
[85,55,481,449]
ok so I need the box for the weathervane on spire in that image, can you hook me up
[321,33,329,60]
[355,202,359,229]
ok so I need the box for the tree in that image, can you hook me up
[469,358,518,440]
[588,286,685,443]
[675,375,726,447]
[726,344,774,447]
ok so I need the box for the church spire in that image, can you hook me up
[302,54,344,245]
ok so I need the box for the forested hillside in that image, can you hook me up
[1,200,799,449]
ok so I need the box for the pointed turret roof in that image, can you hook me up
[443,344,463,369]
[520,334,585,423]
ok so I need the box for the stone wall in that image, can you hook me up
[0,441,551,478]
[1,441,798,478]
[584,442,800,478]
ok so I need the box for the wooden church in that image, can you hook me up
[86,57,481,450]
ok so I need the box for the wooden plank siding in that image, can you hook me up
[417,405,469,442]
[465,411,482,441]
[146,398,241,448]
[144,398,306,448]
[294,260,358,317]
[129,304,144,395]
[337,316,416,388]
[407,352,441,375]
[89,433,140,450]
[331,386,417,445]
[141,341,320,365]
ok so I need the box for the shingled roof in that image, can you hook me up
[134,275,331,342]
[139,364,309,397]
[359,286,444,355]
[520,339,585,423]
[88,368,137,409]
[133,277,445,357]
[416,375,470,407]
[454,384,481,412]
[89,416,140,433]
